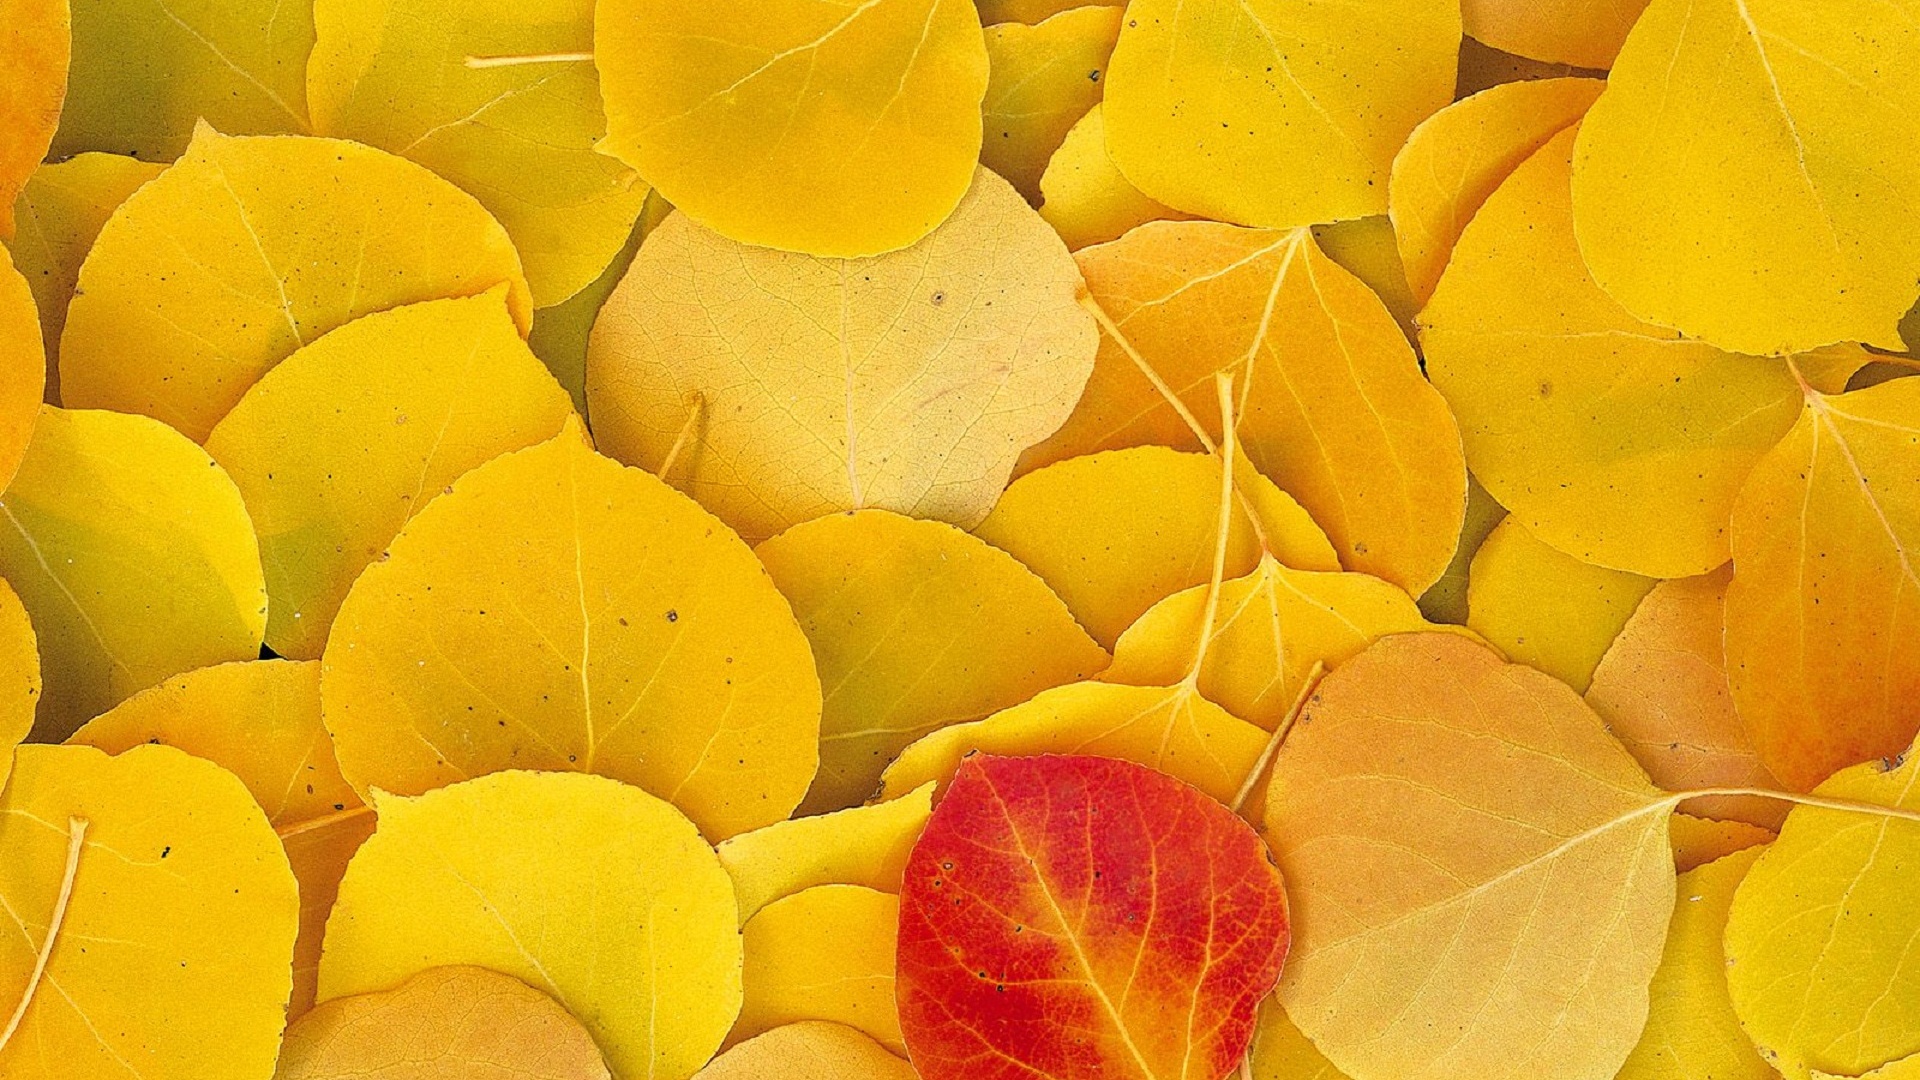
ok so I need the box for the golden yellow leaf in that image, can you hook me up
[734,885,902,1054]
[1587,567,1787,828]
[321,423,821,841]
[1570,0,1920,355]
[1465,516,1655,693]
[1036,103,1195,250]
[276,966,612,1080]
[694,1022,916,1080]
[1389,77,1602,305]
[0,0,67,242]
[1617,847,1777,1080]
[1461,0,1647,69]
[1021,222,1465,596]
[981,7,1120,203]
[5,153,165,395]
[308,0,648,307]
[1725,748,1920,1080]
[320,770,742,1080]
[0,406,266,741]
[594,0,989,257]
[0,576,37,794]
[60,125,532,442]
[0,244,44,489]
[0,743,298,1080]
[50,0,311,161]
[67,659,372,1017]
[757,509,1108,813]
[879,680,1269,806]
[716,782,934,923]
[1422,127,1817,578]
[977,446,1336,648]
[206,290,575,659]
[587,167,1097,543]
[1247,998,1352,1080]
[1667,812,1774,875]
[1103,0,1458,228]
[1725,378,1920,793]
[528,193,667,413]
[1268,632,1675,1080]
[1309,216,1418,342]
[1416,472,1505,626]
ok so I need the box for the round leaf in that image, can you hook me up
[1036,103,1195,251]
[981,8,1121,203]
[735,885,901,1054]
[1464,516,1655,693]
[716,782,934,923]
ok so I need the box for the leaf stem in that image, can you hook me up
[1076,291,1217,454]
[0,816,87,1053]
[657,392,705,481]
[1673,786,1920,825]
[1231,661,1325,815]
[1185,373,1238,688]
[464,51,596,69]
[275,803,374,841]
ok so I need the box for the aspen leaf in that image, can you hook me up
[1267,632,1676,1080]
[896,753,1290,1080]
[981,7,1121,204]
[60,125,532,442]
[1570,0,1920,355]
[206,290,576,659]
[1247,999,1352,1080]
[1454,36,1604,99]
[4,153,165,393]
[1102,0,1458,229]
[0,406,266,741]
[1725,747,1920,1080]
[276,965,612,1080]
[1308,217,1418,342]
[716,781,934,923]
[0,743,298,1080]
[0,0,67,242]
[1422,127,1846,578]
[307,0,649,307]
[322,423,821,841]
[1021,222,1465,596]
[1725,378,1920,792]
[1586,567,1788,828]
[1416,472,1505,626]
[693,1022,916,1080]
[67,659,372,1017]
[758,510,1107,813]
[1617,848,1777,1080]
[319,770,743,1080]
[1388,77,1602,306]
[50,0,311,161]
[594,0,989,257]
[1465,516,1655,693]
[1666,812,1774,874]
[1461,0,1647,69]
[978,0,1100,23]
[529,193,668,413]
[734,885,901,1054]
[0,575,37,794]
[587,168,1098,543]
[1036,103,1195,251]
[0,244,44,489]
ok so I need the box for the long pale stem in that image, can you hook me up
[464,51,595,69]
[1673,786,1920,825]
[1231,662,1325,815]
[276,804,374,841]
[0,817,87,1053]
[657,392,705,481]
[1184,373,1239,689]
[1077,292,1217,454]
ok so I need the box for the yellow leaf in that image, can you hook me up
[0,244,44,489]
[529,192,669,413]
[1725,378,1920,792]
[1389,77,1602,305]
[587,167,1097,543]
[1461,0,1647,69]
[1587,567,1788,828]
[276,966,611,1080]
[0,406,266,741]
[0,576,36,793]
[879,680,1269,807]
[716,782,934,923]
[60,125,532,442]
[5,153,165,395]
[320,770,741,1080]
[1455,36,1604,99]
[1570,0,1920,355]
[978,0,1103,22]
[1247,998,1353,1080]
[0,743,298,1080]
[1617,847,1777,1080]
[307,0,649,307]
[1106,554,1456,731]
[1667,812,1774,875]
[1726,747,1920,1080]
[67,659,372,1017]
[0,0,67,242]
[1309,216,1418,342]
[1422,127,1815,578]
[1415,472,1505,626]
[734,885,902,1054]
[50,0,311,161]
[1465,516,1655,693]
[694,1022,916,1080]
[1036,103,1195,250]
[1021,223,1465,596]
[757,510,1108,813]
[981,7,1121,203]
[594,0,989,257]
[321,422,821,841]
[1103,0,1458,228]
[1268,632,1674,1080]
[206,290,575,659]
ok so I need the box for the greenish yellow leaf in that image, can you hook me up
[1247,998,1353,1080]
[981,7,1120,203]
[1465,516,1655,693]
[716,782,934,923]
[734,885,901,1055]
[1416,472,1505,626]
[1036,103,1195,250]
[1310,216,1418,341]
[528,192,668,413]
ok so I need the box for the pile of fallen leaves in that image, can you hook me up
[1,0,1917,1078]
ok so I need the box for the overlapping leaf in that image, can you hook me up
[981,7,1121,203]
[0,245,44,488]
[716,781,934,922]
[1461,0,1647,69]
[1036,103,1194,250]
[1466,516,1654,692]
[0,0,67,240]
[0,576,36,794]
[735,884,902,1054]
[693,1023,916,1080]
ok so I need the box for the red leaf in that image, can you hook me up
[896,753,1290,1080]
